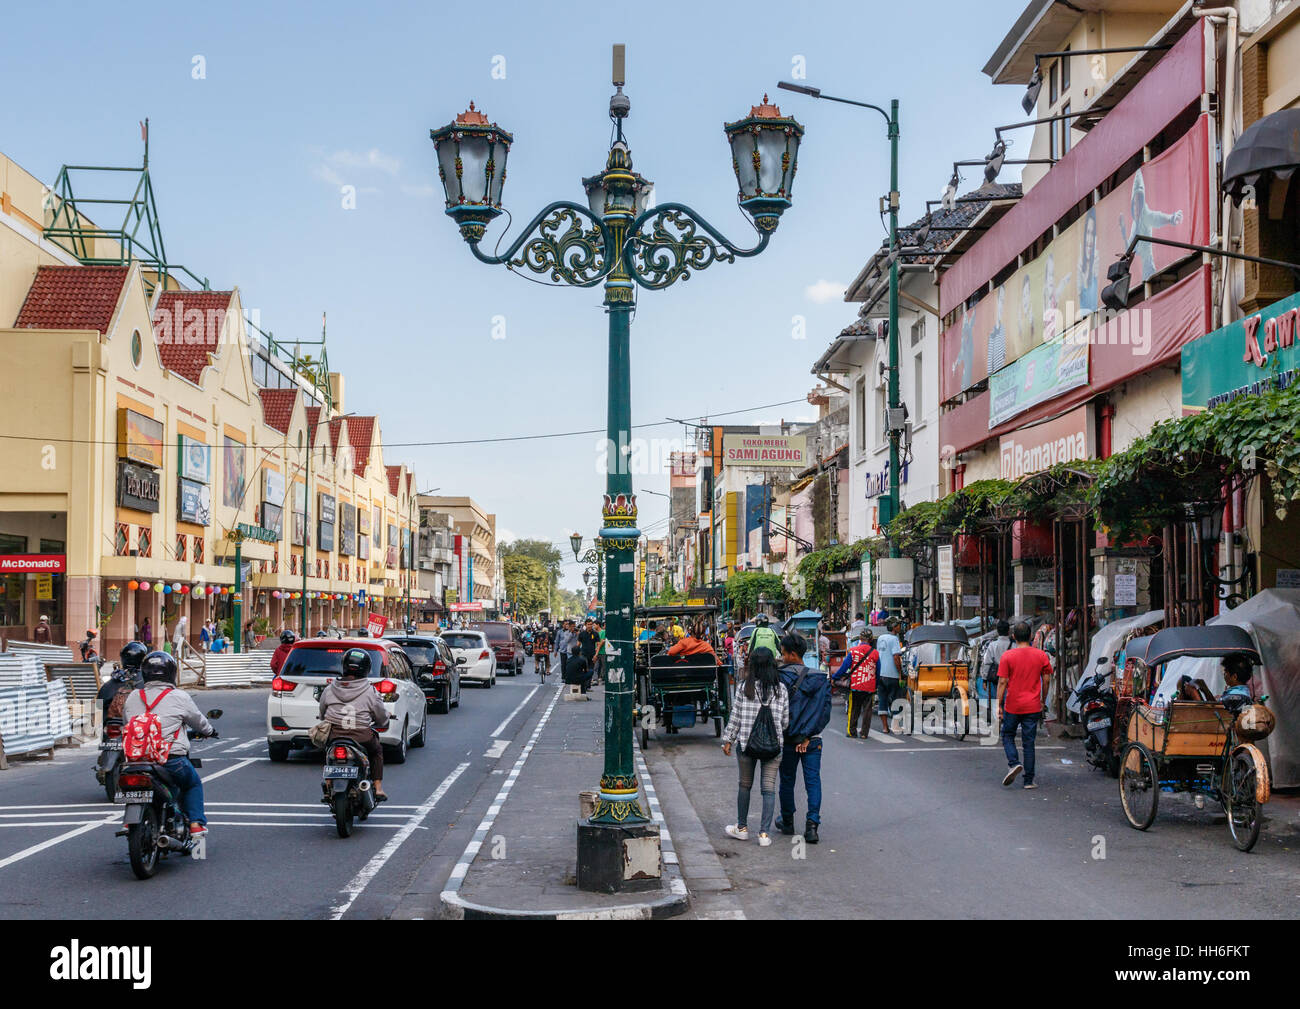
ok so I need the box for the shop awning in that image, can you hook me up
[1223,109,1300,211]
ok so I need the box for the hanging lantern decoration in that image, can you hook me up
[139,581,150,592]
[154,583,164,593]
[127,580,140,591]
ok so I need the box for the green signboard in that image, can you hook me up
[1182,290,1300,411]
[988,333,1089,428]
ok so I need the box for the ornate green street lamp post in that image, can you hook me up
[432,49,802,886]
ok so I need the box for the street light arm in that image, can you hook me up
[623,202,771,291]
[467,200,614,287]
[1125,232,1300,277]
[777,82,891,128]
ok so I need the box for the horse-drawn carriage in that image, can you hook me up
[633,604,732,749]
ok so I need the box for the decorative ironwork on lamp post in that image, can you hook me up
[432,50,803,828]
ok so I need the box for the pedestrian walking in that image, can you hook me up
[833,630,878,739]
[721,648,789,847]
[140,617,153,648]
[33,615,52,644]
[776,631,831,844]
[578,618,600,678]
[982,619,1013,717]
[997,621,1053,789]
[199,621,211,652]
[172,614,189,656]
[873,618,904,734]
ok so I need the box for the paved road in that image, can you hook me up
[0,662,552,919]
[649,700,1300,919]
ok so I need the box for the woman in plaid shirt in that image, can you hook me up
[722,649,790,847]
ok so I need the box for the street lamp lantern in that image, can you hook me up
[724,95,804,232]
[570,532,583,561]
[430,102,514,242]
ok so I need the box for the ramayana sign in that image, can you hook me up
[722,434,807,468]
[1182,289,1300,411]
[998,405,1094,481]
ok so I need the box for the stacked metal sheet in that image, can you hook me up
[45,678,72,738]
[45,662,101,702]
[0,683,56,756]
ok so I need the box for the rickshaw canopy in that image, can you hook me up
[1139,625,1261,667]
[906,624,970,647]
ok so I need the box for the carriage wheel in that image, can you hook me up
[1225,749,1262,852]
[1119,742,1159,831]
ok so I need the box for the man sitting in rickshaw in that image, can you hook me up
[666,619,717,659]
[1176,653,1254,712]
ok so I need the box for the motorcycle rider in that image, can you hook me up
[122,651,216,837]
[270,630,297,675]
[318,647,390,802]
[97,641,147,723]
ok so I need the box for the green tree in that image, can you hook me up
[501,554,549,615]
[723,571,786,619]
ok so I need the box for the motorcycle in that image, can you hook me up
[1073,658,1118,776]
[320,737,377,838]
[115,709,222,879]
[93,668,142,803]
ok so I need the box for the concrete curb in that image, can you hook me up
[438,688,690,920]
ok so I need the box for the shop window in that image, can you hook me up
[1049,61,1058,105]
[910,317,924,348]
[193,536,203,564]
[1060,46,1070,91]
[0,572,23,627]
[175,535,187,562]
[137,527,151,558]
[0,533,27,554]
[39,538,64,554]
[1060,102,1071,156]
[115,524,130,557]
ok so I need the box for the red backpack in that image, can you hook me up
[123,688,182,762]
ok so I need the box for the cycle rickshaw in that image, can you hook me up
[904,624,971,739]
[1118,625,1273,852]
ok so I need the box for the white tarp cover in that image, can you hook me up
[1157,589,1300,788]
[1068,610,1165,713]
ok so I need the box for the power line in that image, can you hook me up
[0,397,809,450]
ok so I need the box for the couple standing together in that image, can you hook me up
[720,630,830,847]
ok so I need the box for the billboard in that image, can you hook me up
[118,409,163,468]
[178,477,211,525]
[722,434,807,468]
[943,115,1211,404]
[221,435,245,509]
[988,333,1090,427]
[179,435,209,483]
[1182,289,1300,412]
[339,502,357,556]
[998,404,1094,481]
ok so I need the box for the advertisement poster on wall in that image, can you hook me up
[318,518,335,552]
[222,435,246,508]
[178,477,212,525]
[988,334,1090,427]
[179,435,209,483]
[291,482,310,547]
[118,409,164,468]
[117,461,160,513]
[942,115,1210,404]
[339,503,356,556]
[386,524,399,568]
[263,470,286,510]
[318,493,336,526]
[261,502,283,540]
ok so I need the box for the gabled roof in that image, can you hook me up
[258,387,297,435]
[305,406,322,446]
[14,265,129,333]
[152,290,235,385]
[344,417,377,476]
[326,417,344,454]
[386,465,402,496]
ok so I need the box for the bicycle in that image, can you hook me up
[535,651,550,682]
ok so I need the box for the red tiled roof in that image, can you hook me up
[344,417,376,476]
[326,417,343,454]
[386,465,402,496]
[152,290,234,385]
[258,388,297,434]
[305,406,322,446]
[14,265,129,333]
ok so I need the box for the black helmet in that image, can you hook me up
[140,650,178,684]
[280,630,297,645]
[119,641,149,671]
[340,648,370,678]
[755,613,770,626]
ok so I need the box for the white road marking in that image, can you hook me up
[483,739,509,759]
[490,686,539,738]
[0,813,119,870]
[874,744,1067,754]
[866,732,903,745]
[205,801,422,810]
[329,761,470,920]
[200,757,260,783]
[223,738,266,753]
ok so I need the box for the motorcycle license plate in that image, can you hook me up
[322,765,359,779]
[1087,717,1111,731]
[116,790,153,802]
[101,739,122,750]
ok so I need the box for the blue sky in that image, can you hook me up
[1,0,1027,591]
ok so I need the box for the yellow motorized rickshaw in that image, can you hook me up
[904,624,971,739]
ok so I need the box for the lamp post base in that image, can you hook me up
[576,818,662,894]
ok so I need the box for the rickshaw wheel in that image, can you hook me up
[1225,749,1262,852]
[949,687,967,741]
[1119,742,1159,830]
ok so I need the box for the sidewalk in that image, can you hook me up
[439,682,690,919]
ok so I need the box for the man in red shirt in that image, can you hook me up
[997,621,1052,789]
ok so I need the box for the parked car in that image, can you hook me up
[388,634,462,713]
[266,637,428,764]
[471,620,524,675]
[443,629,496,687]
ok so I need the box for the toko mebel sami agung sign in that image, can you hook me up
[722,434,808,468]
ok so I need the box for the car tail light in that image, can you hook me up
[120,773,152,788]
[375,679,398,699]
[479,650,491,660]
[271,676,294,695]
[433,660,446,675]
[332,745,348,761]
[105,724,122,738]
